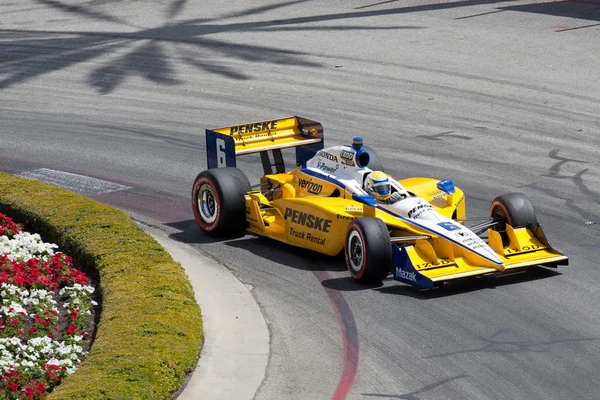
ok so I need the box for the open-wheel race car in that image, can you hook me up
[192,116,568,288]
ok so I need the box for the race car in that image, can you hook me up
[192,116,568,288]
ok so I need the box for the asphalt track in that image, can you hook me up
[1,1,599,399]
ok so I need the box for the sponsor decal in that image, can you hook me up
[505,244,541,254]
[317,161,339,174]
[345,205,362,212]
[456,235,488,251]
[234,131,276,142]
[340,150,355,166]
[415,259,453,269]
[230,120,277,134]
[317,151,338,162]
[395,267,417,282]
[454,195,465,207]
[428,190,450,200]
[298,178,323,195]
[407,203,434,219]
[284,208,332,233]
[336,214,355,221]
[289,227,326,245]
[340,150,354,160]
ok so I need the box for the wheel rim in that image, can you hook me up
[198,183,218,224]
[347,230,364,273]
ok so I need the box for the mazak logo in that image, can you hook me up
[317,151,338,162]
[395,267,417,282]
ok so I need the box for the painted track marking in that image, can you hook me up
[17,168,130,195]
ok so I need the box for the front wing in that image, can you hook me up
[392,224,568,288]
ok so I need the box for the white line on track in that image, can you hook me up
[17,168,130,195]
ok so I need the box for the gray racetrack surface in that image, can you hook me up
[1,1,599,399]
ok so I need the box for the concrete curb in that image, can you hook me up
[140,223,270,400]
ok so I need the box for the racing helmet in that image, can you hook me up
[364,171,391,201]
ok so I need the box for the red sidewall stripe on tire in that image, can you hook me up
[491,201,513,226]
[192,176,220,232]
[345,223,367,280]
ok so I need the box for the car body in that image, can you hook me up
[193,116,568,288]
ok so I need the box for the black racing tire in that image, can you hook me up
[363,145,384,172]
[344,218,392,284]
[192,167,251,237]
[490,193,538,246]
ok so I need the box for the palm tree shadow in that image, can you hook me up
[361,374,468,399]
[0,0,518,94]
[88,40,181,94]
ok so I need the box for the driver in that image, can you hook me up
[364,171,405,204]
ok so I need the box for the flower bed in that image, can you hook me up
[0,213,96,399]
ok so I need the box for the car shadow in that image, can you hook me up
[224,234,349,273]
[168,219,562,297]
[322,266,562,298]
[167,219,349,272]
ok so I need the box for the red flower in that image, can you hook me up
[7,380,19,392]
[37,275,50,287]
[69,309,79,320]
[46,370,60,382]
[66,324,77,335]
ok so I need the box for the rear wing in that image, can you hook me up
[206,116,324,174]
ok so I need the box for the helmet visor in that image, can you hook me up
[371,181,391,196]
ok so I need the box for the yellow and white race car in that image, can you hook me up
[192,116,568,288]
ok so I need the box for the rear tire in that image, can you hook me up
[490,192,538,246]
[192,168,251,237]
[345,218,392,284]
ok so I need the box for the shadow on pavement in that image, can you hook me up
[500,0,600,24]
[361,374,469,398]
[321,265,561,298]
[1,0,527,93]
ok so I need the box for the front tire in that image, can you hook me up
[192,167,251,237]
[490,192,538,246]
[345,218,392,284]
